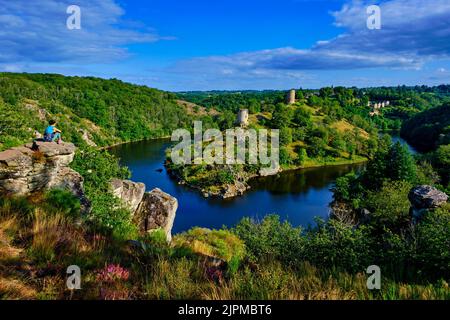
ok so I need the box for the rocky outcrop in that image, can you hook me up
[134,188,178,242]
[329,201,358,225]
[81,130,97,147]
[259,164,281,177]
[110,179,178,242]
[221,180,249,199]
[409,185,448,209]
[409,185,448,221]
[110,179,145,213]
[0,142,89,212]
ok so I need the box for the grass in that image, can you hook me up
[0,194,448,300]
[141,258,450,300]
[331,119,370,139]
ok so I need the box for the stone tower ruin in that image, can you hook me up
[287,89,296,104]
[237,109,249,127]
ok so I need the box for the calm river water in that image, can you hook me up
[110,139,366,233]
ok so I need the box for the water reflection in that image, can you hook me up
[110,139,365,233]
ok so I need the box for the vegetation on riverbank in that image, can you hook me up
[170,86,450,197]
[168,89,377,197]
[400,103,450,192]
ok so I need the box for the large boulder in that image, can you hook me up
[134,188,178,242]
[409,185,448,221]
[110,178,145,213]
[0,142,89,212]
[49,166,90,213]
[259,164,281,177]
[409,185,448,209]
[222,180,249,199]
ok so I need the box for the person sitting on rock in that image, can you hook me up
[44,120,62,144]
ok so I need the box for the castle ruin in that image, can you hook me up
[237,109,249,127]
[287,89,296,105]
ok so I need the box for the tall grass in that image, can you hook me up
[1,195,449,300]
[142,257,449,300]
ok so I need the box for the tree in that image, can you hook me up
[386,142,417,183]
[279,127,292,146]
[217,110,235,130]
[292,107,312,127]
[364,180,413,230]
[307,137,326,158]
[279,147,292,165]
[271,104,292,129]
[319,87,333,98]
[434,144,450,185]
[295,147,307,165]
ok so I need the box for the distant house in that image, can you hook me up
[368,100,390,116]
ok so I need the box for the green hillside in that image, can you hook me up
[401,103,450,152]
[0,73,192,151]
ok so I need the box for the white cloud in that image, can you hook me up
[0,0,171,63]
[169,0,450,80]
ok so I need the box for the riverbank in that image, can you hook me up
[165,155,368,199]
[100,135,172,150]
[281,156,368,172]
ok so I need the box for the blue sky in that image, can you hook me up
[1,0,450,91]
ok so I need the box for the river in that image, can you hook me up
[109,138,367,233]
[390,134,418,155]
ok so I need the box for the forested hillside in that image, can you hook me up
[0,73,192,151]
[178,85,450,132]
[401,103,450,152]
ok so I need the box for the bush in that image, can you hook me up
[302,219,374,273]
[216,170,234,185]
[43,189,81,220]
[415,205,450,280]
[71,148,130,191]
[279,147,293,165]
[232,215,303,266]
[86,192,138,240]
[70,148,136,239]
[363,180,412,230]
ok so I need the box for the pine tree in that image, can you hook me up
[386,142,417,183]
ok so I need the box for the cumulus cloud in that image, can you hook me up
[0,0,170,63]
[171,0,450,76]
[328,0,450,58]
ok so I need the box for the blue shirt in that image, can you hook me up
[44,126,54,135]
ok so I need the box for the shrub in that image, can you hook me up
[414,205,450,280]
[302,219,374,273]
[43,189,81,220]
[71,148,136,239]
[96,264,131,300]
[363,180,412,230]
[279,147,293,165]
[232,215,303,266]
[86,193,138,240]
[216,170,234,185]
